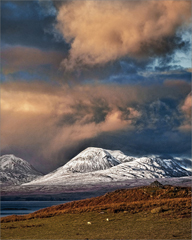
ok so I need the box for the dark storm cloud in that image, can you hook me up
[1,0,69,51]
[58,98,111,126]
[140,35,190,58]
[92,128,191,157]
[1,46,64,70]
[1,0,191,173]
[1,80,191,172]
[55,125,191,166]
[1,45,65,82]
[57,51,191,85]
[134,99,182,132]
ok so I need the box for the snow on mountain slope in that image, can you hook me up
[25,147,121,183]
[24,148,191,186]
[105,156,191,179]
[62,147,121,173]
[173,157,192,171]
[0,155,43,185]
[107,150,135,163]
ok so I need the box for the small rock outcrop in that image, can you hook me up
[150,180,164,188]
[151,207,163,214]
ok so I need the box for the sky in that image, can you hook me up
[1,0,191,173]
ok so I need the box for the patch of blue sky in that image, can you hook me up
[83,67,190,86]
[5,70,50,83]
[173,51,191,69]
[2,1,40,20]
[149,30,191,71]
[101,73,146,85]
[38,0,57,17]
[0,73,6,82]
[139,68,191,83]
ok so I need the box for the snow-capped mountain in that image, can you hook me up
[0,155,43,185]
[24,147,191,186]
[62,147,121,173]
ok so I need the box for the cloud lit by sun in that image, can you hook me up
[1,0,191,172]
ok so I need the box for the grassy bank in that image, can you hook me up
[1,185,191,239]
[1,211,191,239]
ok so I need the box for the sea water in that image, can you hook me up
[0,201,67,217]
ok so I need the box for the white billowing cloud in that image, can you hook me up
[56,0,191,69]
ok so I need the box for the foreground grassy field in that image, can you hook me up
[1,211,191,239]
[1,184,191,239]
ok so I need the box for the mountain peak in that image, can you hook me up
[0,155,43,185]
[62,147,121,173]
[2,154,16,159]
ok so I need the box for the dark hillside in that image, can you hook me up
[1,184,191,223]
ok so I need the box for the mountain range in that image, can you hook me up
[0,148,191,186]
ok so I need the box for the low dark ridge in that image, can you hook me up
[1,184,191,223]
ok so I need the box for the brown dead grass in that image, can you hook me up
[1,185,191,223]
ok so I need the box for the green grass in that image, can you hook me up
[1,211,191,239]
[1,186,191,239]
